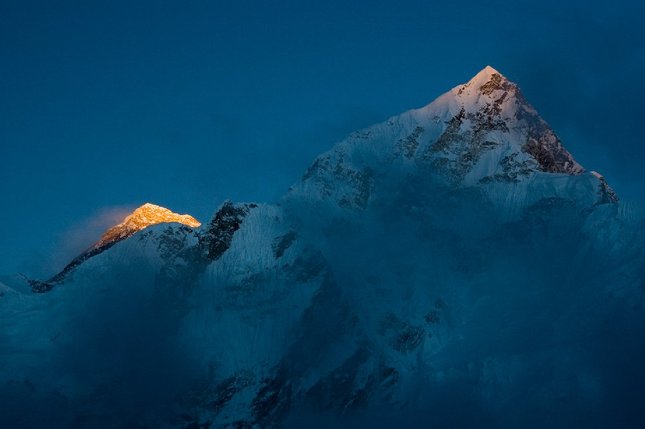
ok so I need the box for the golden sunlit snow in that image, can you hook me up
[95,203,201,248]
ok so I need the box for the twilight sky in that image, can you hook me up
[1,0,644,276]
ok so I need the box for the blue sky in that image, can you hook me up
[1,0,644,276]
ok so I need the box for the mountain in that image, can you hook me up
[27,203,202,292]
[288,66,616,214]
[1,67,643,429]
[96,203,201,248]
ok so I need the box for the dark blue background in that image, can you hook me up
[1,0,643,275]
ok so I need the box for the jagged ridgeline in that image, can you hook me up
[1,67,643,429]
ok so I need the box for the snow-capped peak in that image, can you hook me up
[25,203,201,292]
[95,203,201,248]
[466,65,505,86]
[447,65,520,115]
[289,65,614,212]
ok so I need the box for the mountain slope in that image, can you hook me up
[288,66,616,216]
[26,203,201,292]
[1,66,642,429]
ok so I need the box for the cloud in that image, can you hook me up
[45,205,135,275]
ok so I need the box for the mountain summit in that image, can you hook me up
[289,66,615,212]
[27,203,200,292]
[447,65,583,176]
[95,203,201,249]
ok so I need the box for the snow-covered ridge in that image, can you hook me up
[27,203,202,292]
[288,65,616,211]
[29,66,619,292]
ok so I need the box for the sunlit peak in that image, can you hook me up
[95,203,201,248]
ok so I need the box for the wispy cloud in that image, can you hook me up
[45,205,135,274]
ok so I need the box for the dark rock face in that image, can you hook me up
[427,107,466,155]
[595,174,620,204]
[252,371,293,427]
[425,102,509,182]
[200,201,257,261]
[392,324,425,353]
[395,126,425,159]
[272,231,297,258]
[209,373,254,414]
[478,72,516,96]
[522,127,581,175]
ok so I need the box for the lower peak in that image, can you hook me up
[95,203,201,248]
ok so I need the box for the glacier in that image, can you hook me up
[1,66,644,428]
